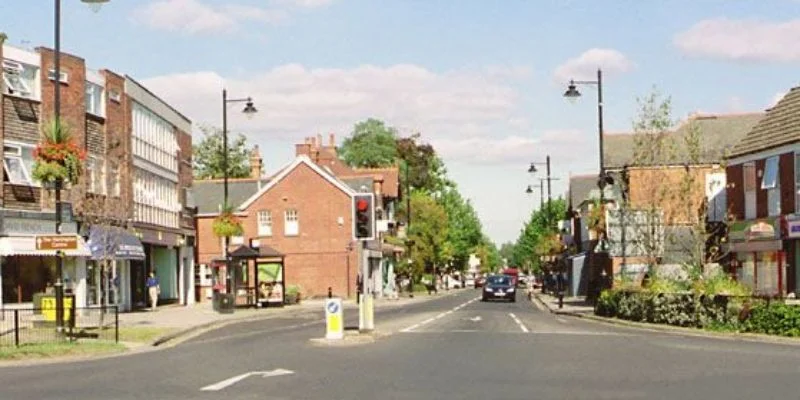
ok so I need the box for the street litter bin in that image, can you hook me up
[213,292,235,314]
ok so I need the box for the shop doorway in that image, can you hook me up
[130,259,146,309]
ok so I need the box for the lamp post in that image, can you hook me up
[52,0,111,334]
[563,68,608,250]
[525,183,543,209]
[221,89,257,295]
[528,156,553,204]
[402,158,414,298]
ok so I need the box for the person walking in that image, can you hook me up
[146,272,160,311]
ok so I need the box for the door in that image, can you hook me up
[130,259,146,308]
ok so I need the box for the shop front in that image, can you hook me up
[133,226,194,309]
[0,210,91,308]
[86,226,146,312]
[729,217,784,296]
[782,215,800,296]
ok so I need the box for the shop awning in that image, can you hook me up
[0,236,92,257]
[88,226,145,261]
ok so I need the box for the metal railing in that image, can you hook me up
[0,305,118,347]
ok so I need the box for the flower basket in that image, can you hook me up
[32,120,86,185]
[212,212,243,237]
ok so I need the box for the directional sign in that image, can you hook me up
[325,298,344,340]
[36,235,78,251]
[200,369,294,391]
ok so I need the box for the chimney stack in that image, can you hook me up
[250,145,263,179]
[329,133,335,147]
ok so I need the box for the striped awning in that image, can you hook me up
[0,236,92,257]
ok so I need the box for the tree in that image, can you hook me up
[396,133,452,195]
[439,188,483,272]
[499,242,515,265]
[193,125,252,179]
[512,199,567,273]
[475,237,501,273]
[339,118,398,168]
[399,192,449,282]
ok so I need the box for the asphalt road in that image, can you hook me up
[2,289,800,399]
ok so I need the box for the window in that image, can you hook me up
[762,157,780,216]
[744,163,756,220]
[2,60,36,99]
[85,82,104,117]
[47,69,69,84]
[3,145,31,185]
[284,209,299,236]
[109,163,120,197]
[258,210,273,236]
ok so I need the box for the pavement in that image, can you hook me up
[5,289,800,399]
[531,291,595,315]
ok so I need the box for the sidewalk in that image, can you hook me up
[119,290,464,345]
[533,292,595,316]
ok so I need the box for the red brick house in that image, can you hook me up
[726,87,800,296]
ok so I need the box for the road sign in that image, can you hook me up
[35,235,78,251]
[325,298,343,340]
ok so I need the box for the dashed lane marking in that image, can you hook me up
[508,312,530,333]
[400,296,481,333]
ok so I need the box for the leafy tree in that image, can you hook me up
[499,242,515,265]
[475,237,501,273]
[193,125,252,179]
[512,199,567,273]
[339,118,398,168]
[396,133,453,195]
[398,192,449,281]
[439,188,483,272]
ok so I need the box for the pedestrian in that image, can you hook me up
[146,272,160,311]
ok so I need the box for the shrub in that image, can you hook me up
[742,303,800,337]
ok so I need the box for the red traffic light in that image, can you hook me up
[356,199,369,211]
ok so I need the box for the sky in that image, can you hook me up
[1,0,798,245]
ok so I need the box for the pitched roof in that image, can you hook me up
[238,155,357,210]
[729,87,800,158]
[342,167,400,198]
[193,178,270,214]
[568,175,598,209]
[604,112,764,169]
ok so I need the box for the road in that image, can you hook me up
[2,288,800,399]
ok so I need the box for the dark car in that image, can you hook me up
[481,275,516,302]
[474,276,485,288]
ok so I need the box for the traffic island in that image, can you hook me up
[308,328,387,347]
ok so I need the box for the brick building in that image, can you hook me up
[725,87,800,296]
[0,40,195,311]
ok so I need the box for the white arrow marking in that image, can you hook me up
[469,316,482,322]
[200,369,295,391]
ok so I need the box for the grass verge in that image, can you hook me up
[0,341,125,360]
[118,327,178,344]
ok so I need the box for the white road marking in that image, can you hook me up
[200,369,294,391]
[469,316,482,322]
[556,317,568,324]
[400,296,480,332]
[508,313,530,333]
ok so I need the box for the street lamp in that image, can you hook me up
[563,68,607,252]
[221,89,257,296]
[525,183,543,209]
[528,156,553,204]
[52,0,113,334]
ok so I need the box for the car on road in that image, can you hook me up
[474,276,485,288]
[481,275,516,302]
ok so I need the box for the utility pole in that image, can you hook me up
[53,0,65,334]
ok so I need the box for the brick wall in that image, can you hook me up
[726,164,744,220]
[196,161,359,298]
[627,165,718,225]
[102,70,131,211]
[4,184,41,211]
[37,48,86,143]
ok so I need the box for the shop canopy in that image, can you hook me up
[88,226,145,261]
[0,236,92,257]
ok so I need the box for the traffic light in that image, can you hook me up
[353,193,375,240]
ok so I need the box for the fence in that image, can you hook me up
[0,305,118,347]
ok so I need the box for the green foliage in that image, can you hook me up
[286,284,302,295]
[498,242,515,264]
[32,118,85,185]
[742,303,800,337]
[193,125,253,179]
[339,118,399,168]
[212,203,244,237]
[404,191,449,277]
[396,133,452,195]
[511,199,567,272]
[439,189,483,271]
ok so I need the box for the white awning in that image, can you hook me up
[0,236,92,257]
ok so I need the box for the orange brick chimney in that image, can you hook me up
[250,145,263,179]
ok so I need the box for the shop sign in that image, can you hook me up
[36,235,79,250]
[786,217,800,239]
[729,217,780,242]
[41,296,73,322]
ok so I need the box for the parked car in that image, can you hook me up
[464,277,475,288]
[474,276,485,288]
[481,275,516,302]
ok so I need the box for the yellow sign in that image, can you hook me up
[325,298,343,339]
[41,296,73,322]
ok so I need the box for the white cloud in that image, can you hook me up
[132,0,290,34]
[141,64,525,149]
[277,0,335,8]
[674,18,800,62]
[432,130,586,166]
[553,48,635,83]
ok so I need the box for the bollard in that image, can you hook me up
[328,287,333,299]
[558,293,564,309]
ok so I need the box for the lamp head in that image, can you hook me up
[242,98,258,119]
[528,163,537,173]
[563,80,581,103]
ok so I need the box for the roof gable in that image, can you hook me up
[729,87,800,158]
[238,155,357,210]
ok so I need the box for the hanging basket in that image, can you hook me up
[32,121,86,185]
[213,212,244,237]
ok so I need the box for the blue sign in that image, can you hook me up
[327,301,339,314]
